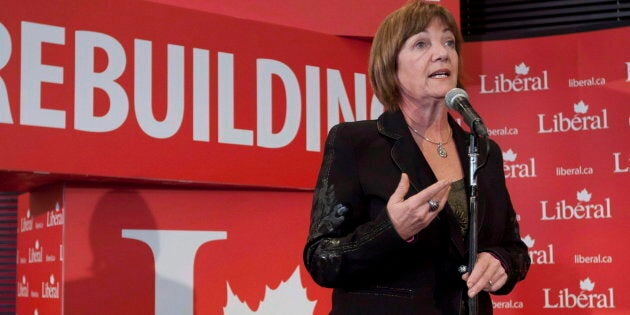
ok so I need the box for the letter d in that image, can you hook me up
[256,58,301,148]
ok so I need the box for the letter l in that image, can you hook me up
[122,229,228,315]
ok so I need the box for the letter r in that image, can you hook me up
[0,22,12,124]
[122,229,227,315]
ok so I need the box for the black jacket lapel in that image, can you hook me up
[378,111,469,257]
[377,111,436,194]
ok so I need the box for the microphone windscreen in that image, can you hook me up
[445,88,469,109]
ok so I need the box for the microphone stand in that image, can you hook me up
[467,127,481,315]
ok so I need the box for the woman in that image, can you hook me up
[303,1,530,314]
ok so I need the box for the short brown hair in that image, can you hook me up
[369,1,464,111]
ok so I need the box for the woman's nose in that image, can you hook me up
[432,42,449,61]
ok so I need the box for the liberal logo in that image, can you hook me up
[522,235,555,265]
[20,209,33,232]
[541,188,612,221]
[503,149,536,178]
[46,202,64,227]
[543,277,615,309]
[17,275,29,297]
[28,240,43,264]
[538,100,609,134]
[480,62,549,94]
[41,274,60,299]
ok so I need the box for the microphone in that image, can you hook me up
[445,88,488,137]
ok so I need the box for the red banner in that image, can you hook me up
[0,0,379,189]
[8,0,630,314]
[16,187,63,314]
[17,186,333,315]
[462,27,629,314]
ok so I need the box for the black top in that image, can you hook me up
[304,110,530,315]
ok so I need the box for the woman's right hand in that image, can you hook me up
[386,173,452,240]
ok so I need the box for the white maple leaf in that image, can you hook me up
[576,189,591,202]
[573,101,589,114]
[514,62,530,75]
[521,235,535,248]
[502,149,517,162]
[223,266,317,315]
[580,277,595,291]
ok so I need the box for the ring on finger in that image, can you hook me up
[427,200,439,212]
[488,280,494,287]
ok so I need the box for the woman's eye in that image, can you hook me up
[414,41,428,49]
[444,39,456,48]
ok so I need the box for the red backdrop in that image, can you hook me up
[6,0,630,314]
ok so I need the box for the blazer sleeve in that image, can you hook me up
[479,139,531,295]
[303,123,409,288]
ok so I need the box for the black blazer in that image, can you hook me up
[304,110,530,315]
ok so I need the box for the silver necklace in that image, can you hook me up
[408,125,452,158]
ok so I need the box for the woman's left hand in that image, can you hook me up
[461,252,507,297]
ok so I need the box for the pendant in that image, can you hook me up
[437,143,448,158]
